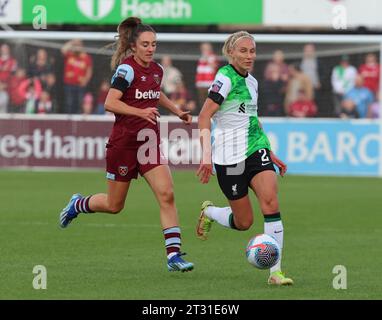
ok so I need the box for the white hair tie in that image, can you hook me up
[231,35,254,48]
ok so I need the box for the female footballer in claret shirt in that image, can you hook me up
[59,17,194,272]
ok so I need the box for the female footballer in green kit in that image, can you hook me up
[196,31,293,285]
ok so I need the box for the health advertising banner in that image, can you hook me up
[2,0,382,28]
[21,0,263,25]
[0,116,381,177]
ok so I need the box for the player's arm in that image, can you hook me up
[197,98,220,183]
[159,91,192,124]
[197,73,230,183]
[269,150,287,177]
[197,99,219,184]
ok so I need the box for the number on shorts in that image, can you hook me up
[259,149,270,163]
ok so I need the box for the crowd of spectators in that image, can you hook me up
[261,45,380,119]
[333,53,380,119]
[0,40,380,119]
[0,40,99,115]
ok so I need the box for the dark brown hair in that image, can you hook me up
[111,17,156,70]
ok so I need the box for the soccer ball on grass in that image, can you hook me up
[246,234,280,269]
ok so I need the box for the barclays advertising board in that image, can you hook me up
[263,119,381,176]
[0,116,381,177]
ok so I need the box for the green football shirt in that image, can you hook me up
[209,64,271,165]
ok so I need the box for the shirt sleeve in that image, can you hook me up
[207,72,232,105]
[111,64,134,93]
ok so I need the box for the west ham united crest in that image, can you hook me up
[153,74,160,84]
[118,166,128,176]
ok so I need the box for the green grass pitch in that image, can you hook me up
[0,170,381,299]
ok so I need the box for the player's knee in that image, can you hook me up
[261,197,279,213]
[108,203,124,214]
[158,188,175,207]
[235,217,253,231]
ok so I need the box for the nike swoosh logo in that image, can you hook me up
[274,230,283,233]
[262,162,272,166]
[248,244,267,251]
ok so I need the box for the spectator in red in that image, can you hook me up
[287,89,318,118]
[0,43,17,84]
[94,79,110,115]
[8,68,27,112]
[358,53,380,96]
[195,42,218,109]
[61,39,93,114]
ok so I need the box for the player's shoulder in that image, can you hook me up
[115,62,134,76]
[151,61,164,75]
[217,64,234,77]
[118,56,134,69]
[213,65,235,86]
[113,60,135,84]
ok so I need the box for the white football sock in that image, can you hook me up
[205,206,235,229]
[264,220,284,273]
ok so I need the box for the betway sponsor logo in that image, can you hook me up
[135,89,160,99]
[0,129,108,160]
[122,0,192,19]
